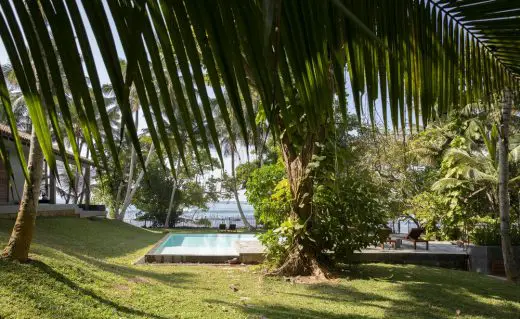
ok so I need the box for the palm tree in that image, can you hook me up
[432,119,520,213]
[211,96,255,230]
[1,1,519,279]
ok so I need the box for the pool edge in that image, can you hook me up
[143,233,265,264]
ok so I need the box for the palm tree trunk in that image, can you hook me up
[1,127,44,262]
[78,149,90,205]
[165,157,182,228]
[498,87,519,283]
[72,140,83,204]
[116,109,139,220]
[119,144,155,217]
[231,147,253,230]
[165,183,178,228]
[118,145,137,220]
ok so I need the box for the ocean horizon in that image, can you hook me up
[124,200,256,227]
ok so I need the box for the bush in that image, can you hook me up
[312,173,387,261]
[257,219,302,267]
[471,223,501,246]
[246,160,291,228]
[471,222,520,246]
[406,192,446,240]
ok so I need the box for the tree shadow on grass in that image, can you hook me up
[28,260,170,319]
[32,245,194,287]
[205,299,377,319]
[343,264,520,319]
[66,251,195,287]
[278,286,392,310]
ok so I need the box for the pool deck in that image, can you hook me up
[144,233,469,269]
[353,237,469,270]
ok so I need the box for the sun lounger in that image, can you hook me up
[405,228,429,250]
[378,227,398,249]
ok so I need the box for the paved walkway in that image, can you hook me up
[361,235,468,255]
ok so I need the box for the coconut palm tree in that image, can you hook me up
[214,110,254,230]
[1,0,519,280]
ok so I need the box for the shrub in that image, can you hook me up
[246,160,291,228]
[257,219,302,267]
[471,223,501,246]
[312,173,387,261]
[471,222,520,246]
[406,192,446,240]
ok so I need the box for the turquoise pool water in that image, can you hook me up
[157,233,258,256]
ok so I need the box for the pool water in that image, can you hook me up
[157,233,258,256]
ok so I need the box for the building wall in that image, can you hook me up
[7,144,29,204]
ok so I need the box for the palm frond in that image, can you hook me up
[0,0,518,177]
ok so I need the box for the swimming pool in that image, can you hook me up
[155,233,258,256]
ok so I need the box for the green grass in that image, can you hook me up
[0,218,518,319]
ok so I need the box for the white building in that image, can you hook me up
[0,124,105,218]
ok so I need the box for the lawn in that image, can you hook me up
[0,218,518,319]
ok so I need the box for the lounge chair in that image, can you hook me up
[228,224,237,232]
[218,224,226,232]
[378,227,398,249]
[405,228,429,250]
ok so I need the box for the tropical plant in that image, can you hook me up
[471,221,520,247]
[245,158,291,228]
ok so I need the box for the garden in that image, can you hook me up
[0,1,519,318]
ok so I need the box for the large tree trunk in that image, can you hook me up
[273,127,327,278]
[498,88,520,283]
[1,127,44,262]
[231,147,253,230]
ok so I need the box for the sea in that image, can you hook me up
[124,200,257,228]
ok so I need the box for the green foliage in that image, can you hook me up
[133,153,219,227]
[406,192,447,240]
[258,218,304,266]
[312,172,387,260]
[245,159,291,228]
[253,117,390,266]
[471,222,502,246]
[132,156,177,225]
[471,221,520,246]
[92,160,126,219]
[235,161,258,189]
[408,115,520,241]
